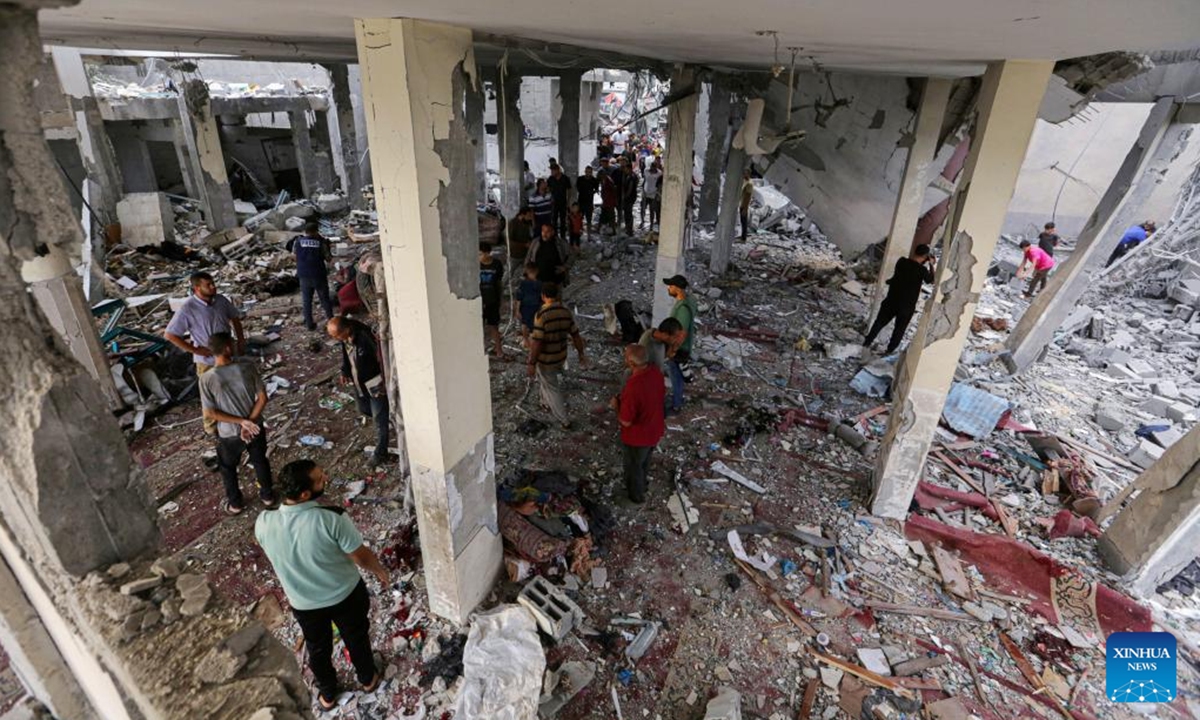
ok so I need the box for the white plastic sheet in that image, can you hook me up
[455,605,546,720]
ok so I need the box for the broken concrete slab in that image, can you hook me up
[1130,439,1165,469]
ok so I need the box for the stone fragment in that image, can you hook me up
[120,576,163,596]
[150,557,182,579]
[161,600,181,625]
[107,563,131,580]
[180,585,212,617]
[252,594,286,630]
[176,573,208,597]
[1095,404,1125,432]
[141,610,162,631]
[1130,439,1165,469]
[225,623,266,656]
[856,647,891,676]
[819,666,843,689]
[195,645,247,684]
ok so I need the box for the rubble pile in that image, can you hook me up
[120,177,1198,719]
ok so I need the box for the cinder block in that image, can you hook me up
[1129,439,1165,469]
[1152,380,1180,399]
[1140,396,1173,416]
[1166,402,1196,423]
[517,576,584,641]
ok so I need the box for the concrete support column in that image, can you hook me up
[866,78,953,327]
[289,110,320,198]
[698,82,731,224]
[21,249,121,409]
[464,74,488,203]
[1099,423,1200,595]
[556,69,582,189]
[1004,98,1178,372]
[110,134,157,193]
[710,144,746,276]
[870,60,1053,519]
[356,17,502,623]
[0,554,92,719]
[170,119,201,200]
[652,66,699,324]
[325,63,364,208]
[175,80,237,230]
[49,47,122,228]
[497,66,525,218]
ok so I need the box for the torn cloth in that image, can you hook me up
[904,515,1150,639]
[941,383,1010,439]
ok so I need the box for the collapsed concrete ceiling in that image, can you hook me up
[39,0,1200,77]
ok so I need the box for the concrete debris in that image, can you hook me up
[516,576,585,641]
[702,686,742,720]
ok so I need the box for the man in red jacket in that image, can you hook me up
[610,344,666,506]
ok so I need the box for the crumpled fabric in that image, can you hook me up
[455,605,546,720]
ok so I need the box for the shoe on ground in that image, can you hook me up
[367,454,388,469]
[259,490,280,509]
[223,500,245,516]
[612,493,644,509]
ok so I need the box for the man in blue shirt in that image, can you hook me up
[255,460,390,711]
[1106,221,1156,268]
[288,221,333,330]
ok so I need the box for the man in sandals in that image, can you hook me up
[199,332,278,514]
[256,460,390,711]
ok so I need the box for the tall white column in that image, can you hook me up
[870,60,1053,519]
[652,66,698,324]
[175,80,237,230]
[355,17,502,623]
[866,78,952,327]
[497,67,525,219]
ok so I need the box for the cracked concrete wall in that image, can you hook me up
[356,18,500,623]
[922,230,977,346]
[698,82,731,225]
[1100,422,1200,596]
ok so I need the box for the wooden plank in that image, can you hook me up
[931,545,973,600]
[865,601,977,622]
[892,676,944,691]
[798,678,819,719]
[999,632,1072,720]
[808,650,915,699]
[932,450,1018,536]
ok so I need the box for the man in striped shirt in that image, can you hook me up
[527,283,588,429]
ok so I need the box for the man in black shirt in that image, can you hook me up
[547,163,572,238]
[1037,222,1059,256]
[576,166,599,237]
[479,242,505,357]
[527,223,571,286]
[863,244,936,354]
[619,160,639,236]
[326,316,392,467]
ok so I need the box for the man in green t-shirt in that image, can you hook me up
[255,460,390,711]
[663,275,698,413]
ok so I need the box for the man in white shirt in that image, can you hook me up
[641,157,663,230]
[612,128,628,155]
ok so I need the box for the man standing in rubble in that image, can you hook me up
[1106,220,1156,268]
[641,156,663,230]
[576,165,599,237]
[288,221,334,331]
[255,459,388,712]
[165,271,245,435]
[547,163,573,238]
[664,275,698,414]
[528,282,588,429]
[619,159,639,236]
[1017,238,1056,298]
[354,253,408,476]
[862,244,936,355]
[199,332,277,514]
[739,169,755,241]
[326,316,392,468]
[1037,221,1059,256]
[610,344,665,506]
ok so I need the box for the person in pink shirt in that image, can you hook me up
[1017,239,1056,298]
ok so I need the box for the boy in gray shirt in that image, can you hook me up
[199,332,277,514]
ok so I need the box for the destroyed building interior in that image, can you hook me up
[5,1,1200,719]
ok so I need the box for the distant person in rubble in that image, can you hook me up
[1037,221,1060,256]
[664,275,698,414]
[199,332,277,514]
[612,126,629,155]
[599,158,619,235]
[619,159,639,236]
[514,262,543,348]
[288,221,334,331]
[528,221,572,286]
[638,317,684,379]
[507,206,535,261]
[528,283,588,430]
[255,459,388,712]
[610,344,666,506]
[479,242,506,358]
[165,271,245,435]
[739,169,754,241]
[326,317,392,468]
[1105,220,1157,268]
[522,160,536,196]
[641,156,663,230]
[528,178,554,235]
[547,163,573,237]
[862,244,936,355]
[576,166,599,237]
[1017,239,1056,298]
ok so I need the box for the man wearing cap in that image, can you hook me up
[663,275,697,414]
